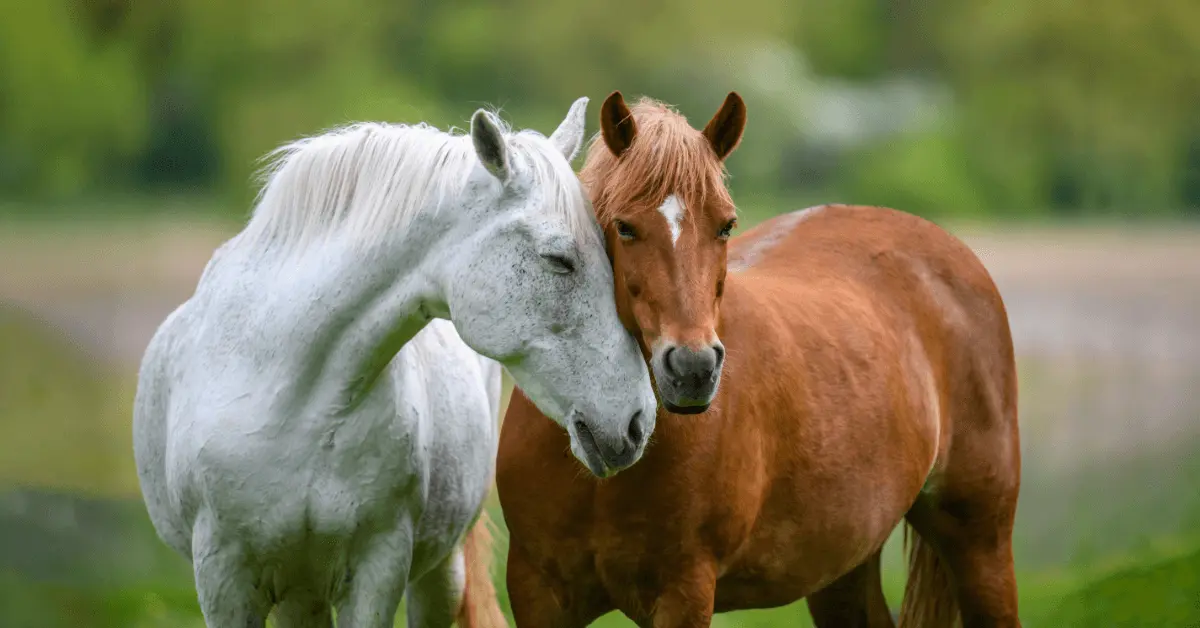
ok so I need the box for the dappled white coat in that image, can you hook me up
[139,300,498,624]
[132,99,658,628]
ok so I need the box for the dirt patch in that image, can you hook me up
[0,219,231,365]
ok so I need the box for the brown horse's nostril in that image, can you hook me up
[662,346,680,378]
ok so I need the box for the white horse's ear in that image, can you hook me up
[471,109,510,183]
[548,97,589,162]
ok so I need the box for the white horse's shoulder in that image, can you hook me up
[395,321,498,410]
[426,320,503,423]
[133,297,194,445]
[133,298,197,557]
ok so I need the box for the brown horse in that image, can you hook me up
[496,92,1022,628]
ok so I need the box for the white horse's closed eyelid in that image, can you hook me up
[541,253,576,274]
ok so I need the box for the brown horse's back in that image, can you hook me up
[734,203,1019,474]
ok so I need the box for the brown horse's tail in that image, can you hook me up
[456,509,509,628]
[897,523,960,628]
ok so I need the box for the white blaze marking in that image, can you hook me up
[658,194,686,247]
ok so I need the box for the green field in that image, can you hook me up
[2,219,1199,627]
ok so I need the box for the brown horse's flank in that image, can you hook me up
[497,93,1022,627]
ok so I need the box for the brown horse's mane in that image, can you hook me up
[579,98,734,224]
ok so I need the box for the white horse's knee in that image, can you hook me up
[191,516,268,627]
[192,553,267,626]
[406,549,466,628]
[335,530,414,628]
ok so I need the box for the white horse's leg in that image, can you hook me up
[405,547,466,627]
[192,515,268,628]
[335,526,414,628]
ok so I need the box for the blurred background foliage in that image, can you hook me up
[2,1,1200,626]
[2,0,1199,218]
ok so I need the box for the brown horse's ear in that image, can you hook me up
[600,91,638,158]
[702,92,747,161]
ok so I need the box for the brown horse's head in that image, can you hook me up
[580,91,746,414]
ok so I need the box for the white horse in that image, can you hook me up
[132,98,658,628]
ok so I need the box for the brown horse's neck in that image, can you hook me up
[714,270,768,350]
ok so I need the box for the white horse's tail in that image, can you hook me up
[457,509,508,628]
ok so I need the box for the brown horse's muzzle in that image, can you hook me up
[651,340,724,414]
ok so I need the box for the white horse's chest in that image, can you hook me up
[163,316,496,584]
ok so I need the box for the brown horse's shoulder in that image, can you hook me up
[729,205,830,271]
[729,204,903,269]
[730,204,987,279]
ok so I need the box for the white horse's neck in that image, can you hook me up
[207,188,487,419]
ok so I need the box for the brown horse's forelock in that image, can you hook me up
[580,98,734,224]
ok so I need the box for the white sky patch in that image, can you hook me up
[658,194,685,246]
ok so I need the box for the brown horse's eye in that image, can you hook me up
[615,220,638,241]
[718,219,737,240]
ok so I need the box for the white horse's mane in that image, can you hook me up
[241,117,594,254]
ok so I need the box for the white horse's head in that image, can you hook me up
[243,99,657,477]
[444,99,657,477]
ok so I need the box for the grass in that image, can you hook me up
[0,574,206,628]
[1038,542,1200,627]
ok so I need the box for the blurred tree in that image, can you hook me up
[837,127,986,219]
[1,0,1198,218]
[931,0,1200,214]
[0,0,145,199]
[789,0,890,80]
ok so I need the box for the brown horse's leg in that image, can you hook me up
[904,481,1021,628]
[900,303,1022,628]
[506,545,598,628]
[805,550,895,628]
[646,561,718,628]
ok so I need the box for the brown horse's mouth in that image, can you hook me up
[664,401,711,415]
